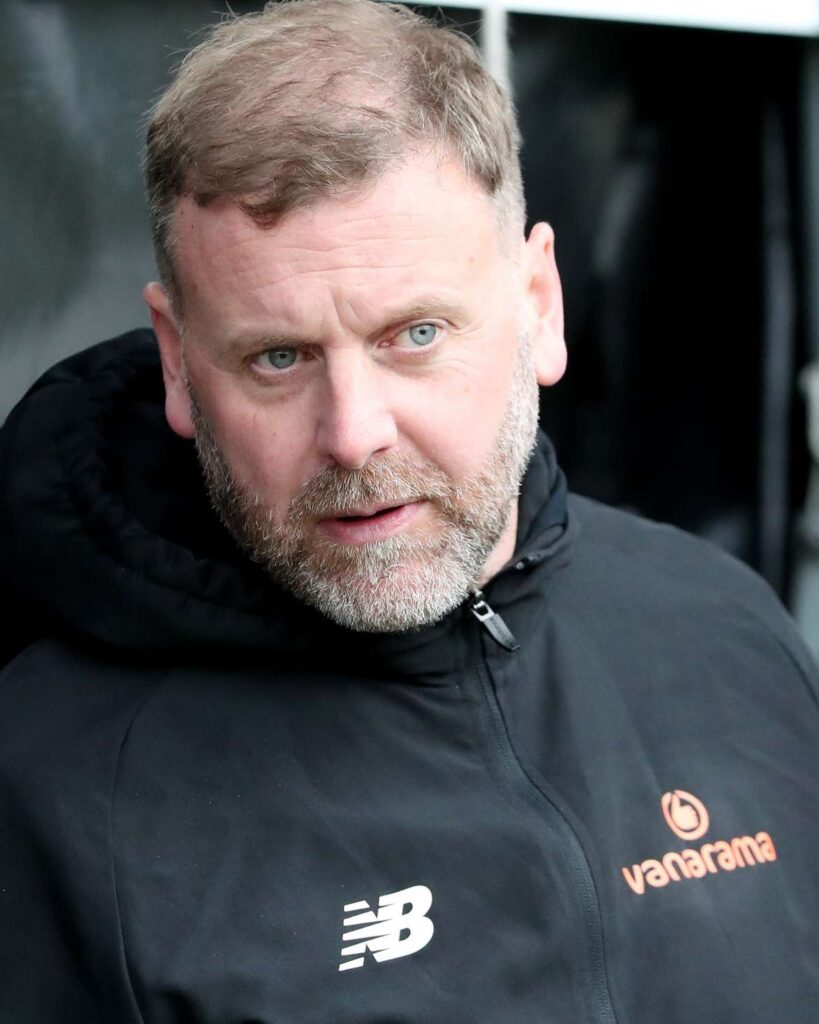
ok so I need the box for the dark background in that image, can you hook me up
[0,0,812,604]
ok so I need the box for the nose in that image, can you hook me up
[315,351,398,470]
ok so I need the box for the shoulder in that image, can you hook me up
[564,494,819,704]
[568,492,775,603]
[0,637,163,783]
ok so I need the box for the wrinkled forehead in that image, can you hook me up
[173,148,515,275]
[169,154,518,324]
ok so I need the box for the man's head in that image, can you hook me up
[144,0,566,633]
[146,0,525,312]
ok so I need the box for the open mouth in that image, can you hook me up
[317,500,425,544]
[336,504,404,522]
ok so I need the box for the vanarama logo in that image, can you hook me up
[661,789,709,841]
[622,790,777,896]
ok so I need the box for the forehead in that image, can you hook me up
[171,155,510,332]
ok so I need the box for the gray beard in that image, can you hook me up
[190,335,540,633]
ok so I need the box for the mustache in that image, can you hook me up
[287,453,453,522]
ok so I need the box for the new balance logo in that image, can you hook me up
[338,884,434,972]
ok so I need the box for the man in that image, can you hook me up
[0,2,816,1021]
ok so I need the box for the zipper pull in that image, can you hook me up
[468,590,520,652]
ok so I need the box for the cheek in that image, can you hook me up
[399,359,512,481]
[203,395,311,513]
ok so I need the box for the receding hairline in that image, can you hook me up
[145,0,526,312]
[162,143,524,320]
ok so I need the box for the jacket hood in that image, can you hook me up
[0,331,569,666]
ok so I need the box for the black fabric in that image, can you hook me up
[0,331,817,1023]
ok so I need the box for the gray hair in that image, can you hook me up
[145,0,525,310]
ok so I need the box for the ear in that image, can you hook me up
[521,222,567,387]
[143,282,195,439]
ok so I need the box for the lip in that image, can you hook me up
[317,500,426,545]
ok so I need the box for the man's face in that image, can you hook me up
[147,153,565,631]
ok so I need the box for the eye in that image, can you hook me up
[397,323,439,349]
[255,348,299,371]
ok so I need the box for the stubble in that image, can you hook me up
[190,332,539,632]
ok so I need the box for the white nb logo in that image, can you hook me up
[338,884,434,972]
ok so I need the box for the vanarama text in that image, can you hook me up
[622,832,777,895]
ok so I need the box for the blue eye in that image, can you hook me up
[259,348,298,370]
[406,323,438,347]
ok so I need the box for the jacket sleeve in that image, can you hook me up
[0,640,147,1024]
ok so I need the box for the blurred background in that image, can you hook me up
[3,0,819,648]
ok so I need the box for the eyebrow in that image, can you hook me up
[378,294,471,326]
[220,294,471,354]
[220,330,308,357]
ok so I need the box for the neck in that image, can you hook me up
[477,501,519,586]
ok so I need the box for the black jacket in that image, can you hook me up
[0,330,817,1024]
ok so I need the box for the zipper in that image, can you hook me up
[468,622,618,1024]
[468,590,520,651]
